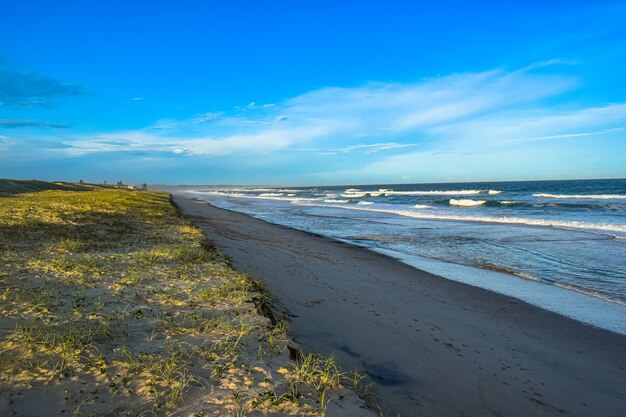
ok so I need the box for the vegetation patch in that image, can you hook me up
[0,188,376,416]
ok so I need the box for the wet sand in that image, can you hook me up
[174,195,626,417]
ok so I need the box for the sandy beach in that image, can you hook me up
[175,195,626,417]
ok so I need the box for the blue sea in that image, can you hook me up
[186,179,626,334]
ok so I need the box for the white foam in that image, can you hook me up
[196,191,626,234]
[201,191,321,204]
[357,201,374,205]
[413,204,434,209]
[296,201,626,234]
[342,192,368,198]
[450,199,486,207]
[488,190,502,195]
[500,201,518,205]
[380,189,487,196]
[555,283,626,306]
[534,193,626,199]
[345,188,361,192]
[197,191,247,198]
[239,188,280,192]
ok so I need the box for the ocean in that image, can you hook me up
[185,178,626,334]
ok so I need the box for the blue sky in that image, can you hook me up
[1,1,625,185]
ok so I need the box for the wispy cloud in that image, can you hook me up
[333,142,418,154]
[0,119,71,129]
[5,64,626,183]
[508,127,626,144]
[432,104,626,149]
[52,66,581,156]
[0,58,86,108]
[192,112,223,124]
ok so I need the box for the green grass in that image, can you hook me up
[0,187,375,417]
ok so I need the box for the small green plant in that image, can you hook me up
[118,270,143,286]
[288,353,343,413]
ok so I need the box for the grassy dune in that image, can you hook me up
[0,189,374,416]
[0,179,100,196]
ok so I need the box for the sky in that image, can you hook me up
[1,0,625,185]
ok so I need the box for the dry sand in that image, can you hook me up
[174,195,626,417]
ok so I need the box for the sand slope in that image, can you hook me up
[175,195,626,417]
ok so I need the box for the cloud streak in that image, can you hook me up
[0,58,85,108]
[0,119,71,129]
[54,67,581,155]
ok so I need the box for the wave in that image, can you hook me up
[494,200,622,211]
[198,191,322,204]
[474,262,539,281]
[534,193,626,200]
[413,204,434,209]
[342,192,368,198]
[488,190,502,195]
[380,189,488,196]
[555,283,626,306]
[195,190,247,198]
[244,188,304,193]
[198,190,622,213]
[357,201,374,205]
[324,199,350,203]
[345,188,361,192]
[450,199,486,207]
[295,201,626,233]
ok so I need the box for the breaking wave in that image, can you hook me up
[450,199,486,207]
[380,189,497,196]
[534,193,626,200]
[296,201,626,233]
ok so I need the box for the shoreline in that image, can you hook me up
[185,192,626,336]
[184,189,626,236]
[175,194,626,417]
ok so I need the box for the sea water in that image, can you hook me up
[185,179,626,334]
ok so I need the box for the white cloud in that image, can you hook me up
[432,104,626,149]
[337,142,417,154]
[17,64,626,179]
[192,112,222,124]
